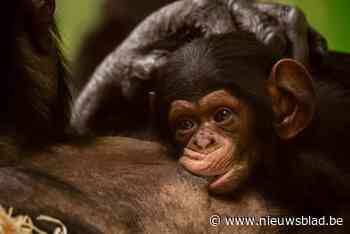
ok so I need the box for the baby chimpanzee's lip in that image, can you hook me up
[183,147,222,160]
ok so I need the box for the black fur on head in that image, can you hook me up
[155,32,281,107]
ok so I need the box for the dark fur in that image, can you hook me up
[2,137,348,233]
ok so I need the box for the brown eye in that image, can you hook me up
[214,108,234,124]
[177,119,196,132]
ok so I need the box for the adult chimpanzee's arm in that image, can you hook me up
[71,0,327,135]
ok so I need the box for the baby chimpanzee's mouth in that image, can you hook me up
[183,147,221,160]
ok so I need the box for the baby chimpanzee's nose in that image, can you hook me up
[189,130,218,153]
[194,135,214,149]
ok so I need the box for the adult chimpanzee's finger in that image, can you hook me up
[192,0,236,36]
[223,0,288,60]
[253,2,328,66]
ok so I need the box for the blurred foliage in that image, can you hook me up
[56,0,350,59]
[55,0,101,59]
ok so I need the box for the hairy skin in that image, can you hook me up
[2,137,349,233]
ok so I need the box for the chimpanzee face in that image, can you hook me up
[168,89,260,193]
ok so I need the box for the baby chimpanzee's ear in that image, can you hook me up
[266,58,316,140]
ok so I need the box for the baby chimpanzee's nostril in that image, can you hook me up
[194,134,216,150]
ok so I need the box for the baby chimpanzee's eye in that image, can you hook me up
[214,108,234,124]
[177,119,196,131]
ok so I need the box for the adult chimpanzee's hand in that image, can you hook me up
[71,0,327,135]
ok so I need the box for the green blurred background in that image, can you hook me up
[55,0,350,60]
